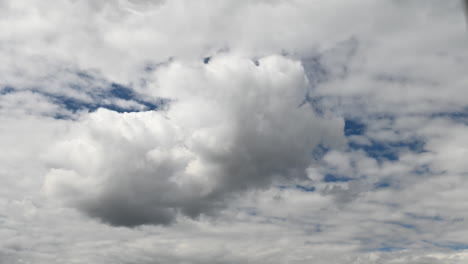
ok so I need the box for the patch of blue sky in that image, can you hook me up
[374,181,392,189]
[431,108,468,124]
[109,83,135,100]
[344,119,366,136]
[1,86,15,94]
[405,213,443,222]
[0,87,161,120]
[53,95,93,112]
[344,118,425,156]
[411,164,434,175]
[109,83,160,109]
[355,237,408,253]
[386,221,416,230]
[277,184,316,193]
[440,243,468,251]
[370,246,406,252]
[349,139,425,162]
[2,70,161,115]
[323,173,353,183]
[295,185,316,192]
[423,240,468,251]
[350,141,398,161]
[311,143,330,160]
[32,82,161,118]
[52,95,158,116]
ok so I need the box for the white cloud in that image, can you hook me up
[0,91,62,117]
[1,0,468,263]
[42,55,345,226]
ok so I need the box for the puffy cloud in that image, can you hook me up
[43,55,345,226]
[2,0,468,263]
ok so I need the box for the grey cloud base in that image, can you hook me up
[43,56,344,226]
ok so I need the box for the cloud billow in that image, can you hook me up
[43,55,344,226]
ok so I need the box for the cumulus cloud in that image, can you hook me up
[2,0,468,263]
[43,55,345,226]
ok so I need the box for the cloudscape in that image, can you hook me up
[1,0,468,263]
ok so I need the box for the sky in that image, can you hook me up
[1,0,468,263]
